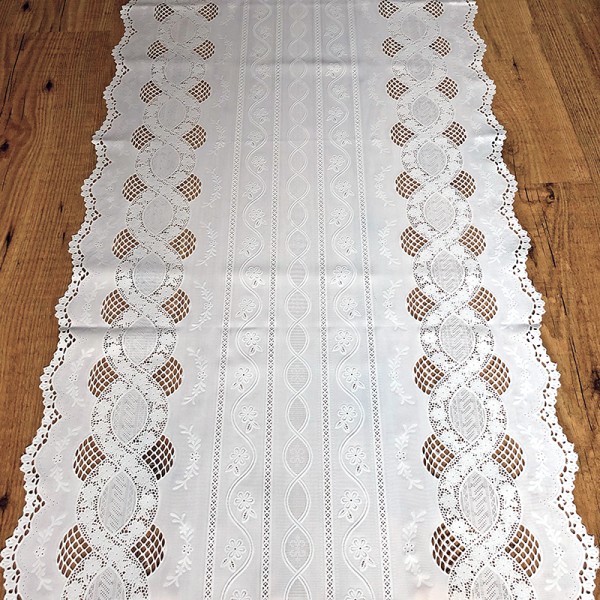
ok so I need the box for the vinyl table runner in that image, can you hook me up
[3,1,598,598]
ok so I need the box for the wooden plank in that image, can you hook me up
[476,0,591,186]
[0,1,125,34]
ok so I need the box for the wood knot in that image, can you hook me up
[22,1,30,11]
[45,79,53,92]
[0,494,8,510]
[0,141,9,153]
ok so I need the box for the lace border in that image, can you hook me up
[0,3,137,596]
[466,1,599,595]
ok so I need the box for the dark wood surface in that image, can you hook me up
[0,0,598,595]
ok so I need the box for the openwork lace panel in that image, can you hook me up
[3,0,597,598]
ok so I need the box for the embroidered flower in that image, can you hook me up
[222,538,246,571]
[395,424,422,490]
[346,445,369,474]
[342,366,365,391]
[240,237,259,257]
[334,130,351,146]
[251,46,267,60]
[234,491,257,522]
[243,182,261,200]
[337,235,357,255]
[232,366,253,391]
[226,447,249,476]
[336,180,353,197]
[248,208,266,227]
[236,297,256,320]
[333,329,353,354]
[330,43,347,59]
[325,63,343,78]
[256,64,271,79]
[340,296,361,318]
[332,84,349,99]
[324,23,339,38]
[241,331,262,355]
[231,591,251,600]
[349,538,375,570]
[331,265,350,286]
[238,405,259,432]
[344,590,366,600]
[328,155,346,173]
[245,266,265,287]
[250,84,265,101]
[254,107,269,123]
[329,208,348,226]
[251,154,268,173]
[246,130,263,148]
[338,490,361,522]
[335,404,357,432]
[327,106,344,124]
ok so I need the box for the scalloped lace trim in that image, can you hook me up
[466,1,599,595]
[0,3,136,595]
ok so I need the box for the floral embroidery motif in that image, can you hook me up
[342,366,365,391]
[340,296,361,318]
[401,511,431,588]
[337,235,357,255]
[238,405,259,432]
[335,404,357,433]
[226,447,250,476]
[174,426,202,491]
[165,513,194,588]
[331,264,351,286]
[245,266,265,287]
[236,297,257,320]
[232,367,254,391]
[234,491,257,523]
[349,538,375,571]
[344,590,366,600]
[222,539,246,572]
[184,349,208,405]
[191,282,214,332]
[241,331,263,355]
[248,208,266,227]
[333,329,354,354]
[345,446,370,475]
[388,346,412,404]
[395,424,422,490]
[239,237,259,257]
[338,490,362,522]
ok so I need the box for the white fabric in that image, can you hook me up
[3,0,598,598]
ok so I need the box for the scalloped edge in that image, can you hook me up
[466,1,599,596]
[0,3,137,597]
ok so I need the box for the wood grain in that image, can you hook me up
[0,0,598,595]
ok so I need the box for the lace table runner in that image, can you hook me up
[3,0,598,598]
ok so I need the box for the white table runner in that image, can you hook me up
[3,1,598,598]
